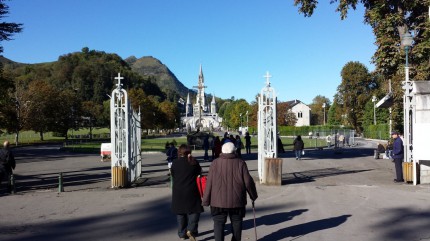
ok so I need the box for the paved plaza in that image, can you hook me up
[1,139,429,241]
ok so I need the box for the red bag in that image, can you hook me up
[196,175,207,198]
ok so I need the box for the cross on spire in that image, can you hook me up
[115,73,124,89]
[264,71,272,87]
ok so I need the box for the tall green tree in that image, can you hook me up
[308,95,331,125]
[0,0,23,131]
[294,0,430,132]
[0,0,23,53]
[294,0,429,78]
[338,61,373,132]
[327,100,343,126]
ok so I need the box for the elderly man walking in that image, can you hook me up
[0,140,16,193]
[391,131,404,182]
[202,142,258,241]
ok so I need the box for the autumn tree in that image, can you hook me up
[81,100,103,139]
[158,100,180,129]
[277,101,297,126]
[25,80,59,140]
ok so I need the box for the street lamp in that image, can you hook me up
[246,110,249,130]
[372,96,377,125]
[401,32,413,167]
[322,103,326,125]
[239,113,242,129]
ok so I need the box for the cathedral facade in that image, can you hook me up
[181,65,223,130]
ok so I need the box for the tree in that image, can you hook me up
[158,101,180,129]
[327,100,343,126]
[337,61,373,132]
[81,100,103,139]
[308,95,331,125]
[0,1,23,53]
[25,80,59,140]
[0,0,23,132]
[294,0,430,79]
[294,0,430,131]
[277,101,297,126]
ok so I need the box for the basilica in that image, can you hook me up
[181,65,223,130]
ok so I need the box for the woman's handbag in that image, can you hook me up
[196,175,207,198]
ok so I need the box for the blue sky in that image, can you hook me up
[2,0,376,105]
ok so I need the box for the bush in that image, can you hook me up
[363,124,389,140]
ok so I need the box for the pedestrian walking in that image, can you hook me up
[203,135,210,161]
[213,136,222,159]
[0,140,16,194]
[293,135,305,160]
[277,135,285,153]
[202,142,258,241]
[171,144,203,241]
[235,135,243,158]
[244,132,251,154]
[391,131,404,183]
[166,142,178,172]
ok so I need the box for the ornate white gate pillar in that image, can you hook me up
[258,71,278,184]
[110,73,141,187]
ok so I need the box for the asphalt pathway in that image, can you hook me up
[0,139,429,241]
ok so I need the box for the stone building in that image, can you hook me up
[181,65,222,130]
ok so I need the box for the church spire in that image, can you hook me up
[211,94,216,114]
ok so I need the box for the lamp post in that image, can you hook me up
[372,96,377,125]
[246,110,249,131]
[401,32,413,168]
[322,103,326,125]
[239,113,242,130]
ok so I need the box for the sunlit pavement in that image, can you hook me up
[1,139,429,241]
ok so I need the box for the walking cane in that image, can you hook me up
[252,201,257,241]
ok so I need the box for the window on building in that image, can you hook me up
[298,111,303,118]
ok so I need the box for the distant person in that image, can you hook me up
[229,134,236,144]
[203,135,210,161]
[244,132,251,154]
[166,142,178,172]
[221,132,231,145]
[235,135,243,158]
[277,136,285,153]
[213,136,222,159]
[0,140,16,194]
[293,135,305,160]
[202,142,258,241]
[171,144,203,241]
[338,135,345,147]
[210,136,215,161]
[326,135,332,148]
[391,131,404,183]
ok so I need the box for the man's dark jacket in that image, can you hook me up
[0,148,15,174]
[392,137,404,159]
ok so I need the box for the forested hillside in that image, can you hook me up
[0,48,183,140]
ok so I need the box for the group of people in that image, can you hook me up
[200,132,253,162]
[169,140,258,241]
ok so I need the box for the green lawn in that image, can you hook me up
[1,129,327,153]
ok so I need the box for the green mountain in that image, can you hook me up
[126,56,190,99]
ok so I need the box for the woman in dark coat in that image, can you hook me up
[171,144,203,241]
[293,135,305,160]
[213,136,222,159]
